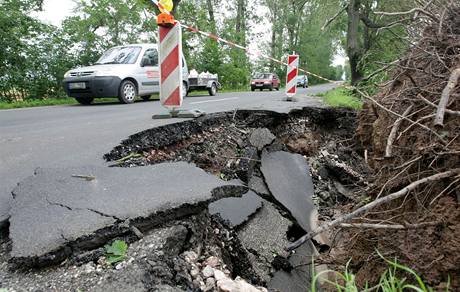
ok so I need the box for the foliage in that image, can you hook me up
[0,0,424,101]
[104,240,128,265]
[311,252,444,292]
[0,288,8,292]
[319,87,363,109]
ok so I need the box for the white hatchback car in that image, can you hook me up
[63,44,189,104]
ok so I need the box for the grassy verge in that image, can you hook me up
[313,252,448,291]
[0,96,160,110]
[0,98,79,109]
[318,87,363,110]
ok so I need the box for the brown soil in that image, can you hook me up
[337,4,460,290]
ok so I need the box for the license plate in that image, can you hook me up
[69,82,86,89]
[256,84,263,87]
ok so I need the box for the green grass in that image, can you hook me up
[311,251,449,292]
[0,95,160,110]
[318,87,363,109]
[0,98,79,109]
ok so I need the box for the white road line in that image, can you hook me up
[189,97,239,105]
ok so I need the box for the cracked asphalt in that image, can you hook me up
[0,84,337,225]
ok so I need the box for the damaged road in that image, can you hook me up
[1,105,365,291]
[9,163,246,267]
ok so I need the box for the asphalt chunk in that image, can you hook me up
[260,151,315,232]
[9,162,246,267]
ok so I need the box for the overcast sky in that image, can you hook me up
[34,0,345,66]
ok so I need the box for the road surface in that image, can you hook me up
[0,83,337,225]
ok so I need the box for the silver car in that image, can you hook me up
[63,44,189,104]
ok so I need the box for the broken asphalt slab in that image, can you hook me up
[208,191,263,228]
[9,162,246,267]
[260,151,315,232]
[249,128,276,151]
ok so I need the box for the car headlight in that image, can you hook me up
[264,81,270,84]
[64,71,71,78]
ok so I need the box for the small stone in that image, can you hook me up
[83,263,95,274]
[217,278,236,292]
[183,251,198,263]
[204,277,216,291]
[202,265,214,278]
[213,269,227,281]
[204,256,220,268]
[249,128,276,150]
[190,267,200,278]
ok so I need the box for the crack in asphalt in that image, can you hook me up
[46,199,120,222]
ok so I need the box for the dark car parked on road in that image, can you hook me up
[250,73,280,91]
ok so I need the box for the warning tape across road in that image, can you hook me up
[151,0,338,84]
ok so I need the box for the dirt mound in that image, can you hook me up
[350,4,460,289]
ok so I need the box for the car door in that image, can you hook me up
[136,48,160,95]
[273,74,280,88]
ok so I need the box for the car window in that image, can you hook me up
[254,73,271,79]
[141,49,159,67]
[95,46,142,65]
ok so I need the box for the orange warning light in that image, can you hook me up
[157,12,175,27]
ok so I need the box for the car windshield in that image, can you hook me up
[95,46,142,65]
[253,73,271,79]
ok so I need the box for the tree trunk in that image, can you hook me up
[206,0,216,33]
[235,0,246,44]
[270,17,277,71]
[347,0,363,85]
[172,0,181,14]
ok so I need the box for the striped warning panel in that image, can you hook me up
[286,55,299,98]
[159,21,183,109]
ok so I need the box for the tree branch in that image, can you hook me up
[321,5,347,31]
[355,88,447,144]
[286,169,460,251]
[434,68,460,127]
[339,221,442,230]
[418,93,460,117]
[385,105,414,158]
[374,8,438,22]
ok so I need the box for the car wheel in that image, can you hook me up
[141,95,151,101]
[118,80,137,104]
[208,83,217,96]
[251,87,255,91]
[269,84,273,91]
[75,97,94,105]
[276,86,280,91]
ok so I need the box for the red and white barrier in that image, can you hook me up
[286,54,299,99]
[159,21,183,110]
